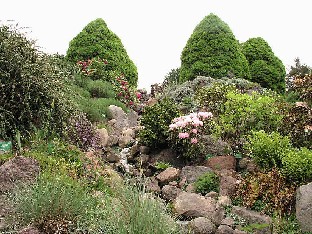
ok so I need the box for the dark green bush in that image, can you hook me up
[245,131,292,169]
[180,13,250,83]
[86,79,116,98]
[0,24,77,141]
[194,172,220,194]
[66,18,138,87]
[282,147,312,182]
[241,37,286,93]
[139,99,181,149]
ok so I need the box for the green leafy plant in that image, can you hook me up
[180,13,250,83]
[196,82,236,115]
[215,91,283,150]
[282,147,312,182]
[139,98,181,149]
[245,130,292,169]
[194,171,220,195]
[155,161,172,170]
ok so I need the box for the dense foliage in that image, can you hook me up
[139,99,181,149]
[241,37,286,93]
[66,18,138,86]
[179,13,250,83]
[0,25,77,141]
[194,171,220,195]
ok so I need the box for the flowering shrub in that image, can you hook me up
[77,57,114,81]
[168,111,214,159]
[114,75,141,111]
[66,113,100,151]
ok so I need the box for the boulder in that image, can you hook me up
[145,177,161,193]
[206,155,236,171]
[296,182,312,232]
[188,217,216,234]
[201,135,233,156]
[156,167,180,185]
[107,105,138,146]
[119,128,135,148]
[162,185,182,201]
[180,166,212,183]
[139,145,150,154]
[18,226,40,234]
[231,206,272,234]
[0,156,40,194]
[219,174,238,197]
[174,192,216,220]
[216,225,234,234]
[96,128,109,147]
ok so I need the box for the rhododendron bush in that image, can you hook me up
[168,111,214,159]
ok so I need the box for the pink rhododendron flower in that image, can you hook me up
[198,111,213,119]
[178,132,189,139]
[191,138,198,144]
[192,128,198,134]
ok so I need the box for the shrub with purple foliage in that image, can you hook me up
[66,113,100,151]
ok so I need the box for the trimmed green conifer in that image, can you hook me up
[180,13,250,83]
[241,37,286,93]
[66,18,138,86]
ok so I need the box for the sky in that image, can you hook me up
[1,0,311,91]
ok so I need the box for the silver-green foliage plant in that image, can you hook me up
[103,183,179,234]
[10,173,105,233]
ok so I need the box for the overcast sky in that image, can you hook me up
[1,0,311,90]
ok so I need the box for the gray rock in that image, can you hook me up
[119,128,135,148]
[219,174,237,197]
[96,128,109,147]
[18,226,40,234]
[180,166,212,183]
[145,177,161,193]
[156,167,180,185]
[105,149,120,163]
[188,217,216,234]
[221,217,235,227]
[107,105,138,146]
[296,182,312,232]
[232,206,272,234]
[0,156,40,193]
[205,191,219,199]
[174,192,216,219]
[216,225,234,234]
[139,146,150,154]
[162,185,182,201]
